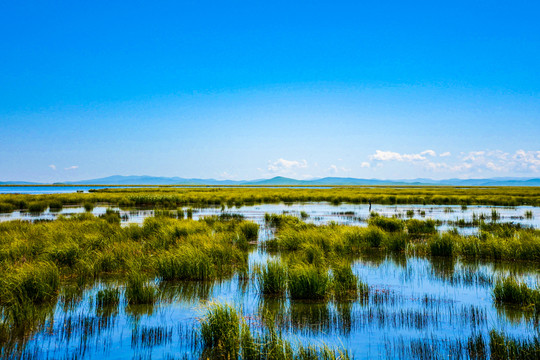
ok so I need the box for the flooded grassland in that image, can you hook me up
[0,188,539,359]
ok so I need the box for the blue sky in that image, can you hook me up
[1,1,539,182]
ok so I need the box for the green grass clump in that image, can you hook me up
[96,287,120,308]
[83,202,94,212]
[265,213,303,229]
[524,210,534,219]
[493,277,540,308]
[489,330,540,359]
[406,218,437,237]
[125,274,157,305]
[429,233,455,257]
[343,226,385,250]
[49,242,80,268]
[177,208,184,219]
[156,247,215,280]
[199,301,350,360]
[200,302,240,358]
[332,262,358,297]
[0,262,60,305]
[27,202,47,213]
[100,208,121,224]
[48,200,63,212]
[0,202,15,213]
[186,208,193,219]
[288,263,330,300]
[364,226,386,248]
[239,221,259,242]
[256,260,287,296]
[368,215,404,232]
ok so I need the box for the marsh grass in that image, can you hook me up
[200,302,240,357]
[125,274,157,305]
[489,330,540,359]
[256,260,287,296]
[406,219,437,238]
[27,202,47,213]
[83,202,93,212]
[368,215,405,232]
[493,277,540,308]
[48,200,63,212]
[0,262,60,305]
[239,221,259,242]
[332,262,359,298]
[288,263,330,300]
[199,302,350,360]
[157,247,215,280]
[96,287,120,308]
[429,233,455,257]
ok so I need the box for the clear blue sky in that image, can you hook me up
[1,0,539,182]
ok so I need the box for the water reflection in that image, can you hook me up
[1,249,539,359]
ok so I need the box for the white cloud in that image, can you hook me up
[361,162,371,168]
[420,150,436,157]
[366,149,540,175]
[512,150,540,172]
[48,164,56,170]
[64,166,79,170]
[267,159,307,174]
[369,150,435,162]
[327,164,351,174]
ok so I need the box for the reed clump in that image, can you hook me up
[0,261,60,305]
[288,263,330,300]
[256,260,287,296]
[239,221,259,242]
[27,202,47,213]
[199,302,350,360]
[429,233,456,257]
[125,273,157,305]
[48,200,63,212]
[96,287,120,308]
[332,261,361,298]
[493,277,540,309]
[200,302,241,357]
[368,215,404,232]
[489,330,540,359]
[156,247,215,281]
[406,218,437,238]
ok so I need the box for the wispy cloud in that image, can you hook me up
[369,150,436,162]
[64,165,79,170]
[367,149,540,175]
[327,164,351,174]
[267,159,307,174]
[48,164,56,170]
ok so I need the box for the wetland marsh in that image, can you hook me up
[0,187,539,359]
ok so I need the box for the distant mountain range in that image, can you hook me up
[2,175,540,186]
